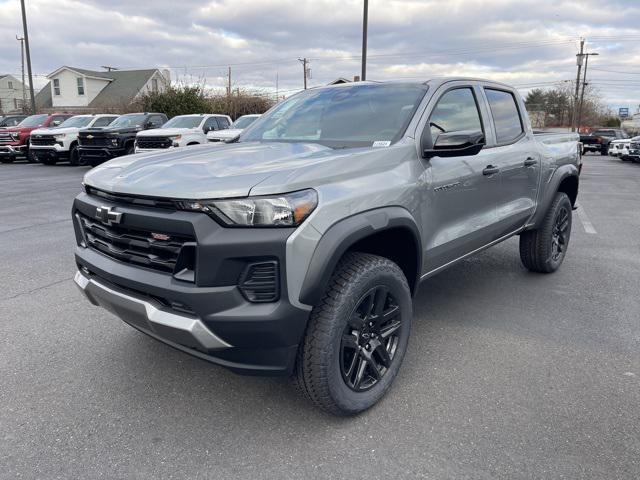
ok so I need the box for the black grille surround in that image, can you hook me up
[30,135,57,146]
[76,211,196,276]
[136,136,173,149]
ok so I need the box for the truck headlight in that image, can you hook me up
[177,189,318,227]
[10,133,19,141]
[53,134,66,139]
[167,135,182,141]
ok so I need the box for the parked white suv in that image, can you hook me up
[30,114,118,166]
[609,138,631,160]
[207,114,261,143]
[135,114,232,153]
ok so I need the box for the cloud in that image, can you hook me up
[1,0,639,111]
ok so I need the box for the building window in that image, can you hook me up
[53,78,60,96]
[152,78,158,93]
[8,81,13,89]
[77,77,85,95]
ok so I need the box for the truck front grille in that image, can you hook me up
[136,137,172,149]
[77,212,196,274]
[30,135,56,146]
[79,135,110,147]
[0,133,15,145]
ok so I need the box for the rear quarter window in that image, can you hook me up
[484,88,524,144]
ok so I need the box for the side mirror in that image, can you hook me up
[423,130,485,159]
[204,126,214,133]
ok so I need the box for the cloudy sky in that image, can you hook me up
[1,0,640,113]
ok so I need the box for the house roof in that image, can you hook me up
[37,67,162,109]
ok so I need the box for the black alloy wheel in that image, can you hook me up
[340,286,403,392]
[551,205,570,262]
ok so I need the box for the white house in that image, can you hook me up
[0,74,29,114]
[35,66,170,111]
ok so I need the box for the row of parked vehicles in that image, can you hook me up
[580,128,640,162]
[0,112,261,166]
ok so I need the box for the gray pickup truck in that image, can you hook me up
[72,78,581,415]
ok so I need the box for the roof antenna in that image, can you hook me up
[101,66,119,71]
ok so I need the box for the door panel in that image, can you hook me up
[419,86,500,273]
[482,88,538,235]
[422,149,499,272]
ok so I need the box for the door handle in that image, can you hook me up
[524,157,537,167]
[483,165,500,175]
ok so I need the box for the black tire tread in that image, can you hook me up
[293,252,409,415]
[519,192,571,273]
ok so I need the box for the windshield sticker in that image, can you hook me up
[372,140,391,147]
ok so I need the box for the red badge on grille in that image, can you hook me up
[151,232,171,241]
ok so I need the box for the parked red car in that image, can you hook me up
[0,113,73,163]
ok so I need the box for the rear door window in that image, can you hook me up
[484,88,524,144]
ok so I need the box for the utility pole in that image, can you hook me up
[275,71,279,101]
[361,0,369,81]
[571,38,585,132]
[298,58,308,89]
[16,35,26,113]
[20,0,36,114]
[227,66,231,96]
[577,51,599,131]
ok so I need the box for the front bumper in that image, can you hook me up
[31,146,69,161]
[78,146,126,164]
[0,144,27,157]
[75,271,232,351]
[72,192,310,375]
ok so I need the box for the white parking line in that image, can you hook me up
[576,203,597,234]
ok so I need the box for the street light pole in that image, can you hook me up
[20,0,36,114]
[16,36,26,113]
[577,52,598,132]
[361,0,368,81]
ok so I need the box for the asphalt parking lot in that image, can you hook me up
[1,155,639,479]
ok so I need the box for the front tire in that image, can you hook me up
[294,252,412,415]
[520,192,572,273]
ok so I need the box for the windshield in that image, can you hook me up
[58,116,93,128]
[18,114,49,127]
[241,84,427,148]
[231,115,259,129]
[110,114,147,128]
[162,116,203,129]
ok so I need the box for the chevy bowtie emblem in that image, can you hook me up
[87,134,94,139]
[95,206,122,225]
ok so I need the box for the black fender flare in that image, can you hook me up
[299,207,422,306]
[530,164,579,228]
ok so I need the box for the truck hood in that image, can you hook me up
[137,128,199,137]
[32,126,80,135]
[82,126,141,135]
[83,141,336,199]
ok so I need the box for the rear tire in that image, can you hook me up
[520,192,572,273]
[293,252,412,416]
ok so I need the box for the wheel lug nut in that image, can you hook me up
[369,322,373,327]
[365,344,370,350]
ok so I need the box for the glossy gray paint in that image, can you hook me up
[83,78,580,308]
